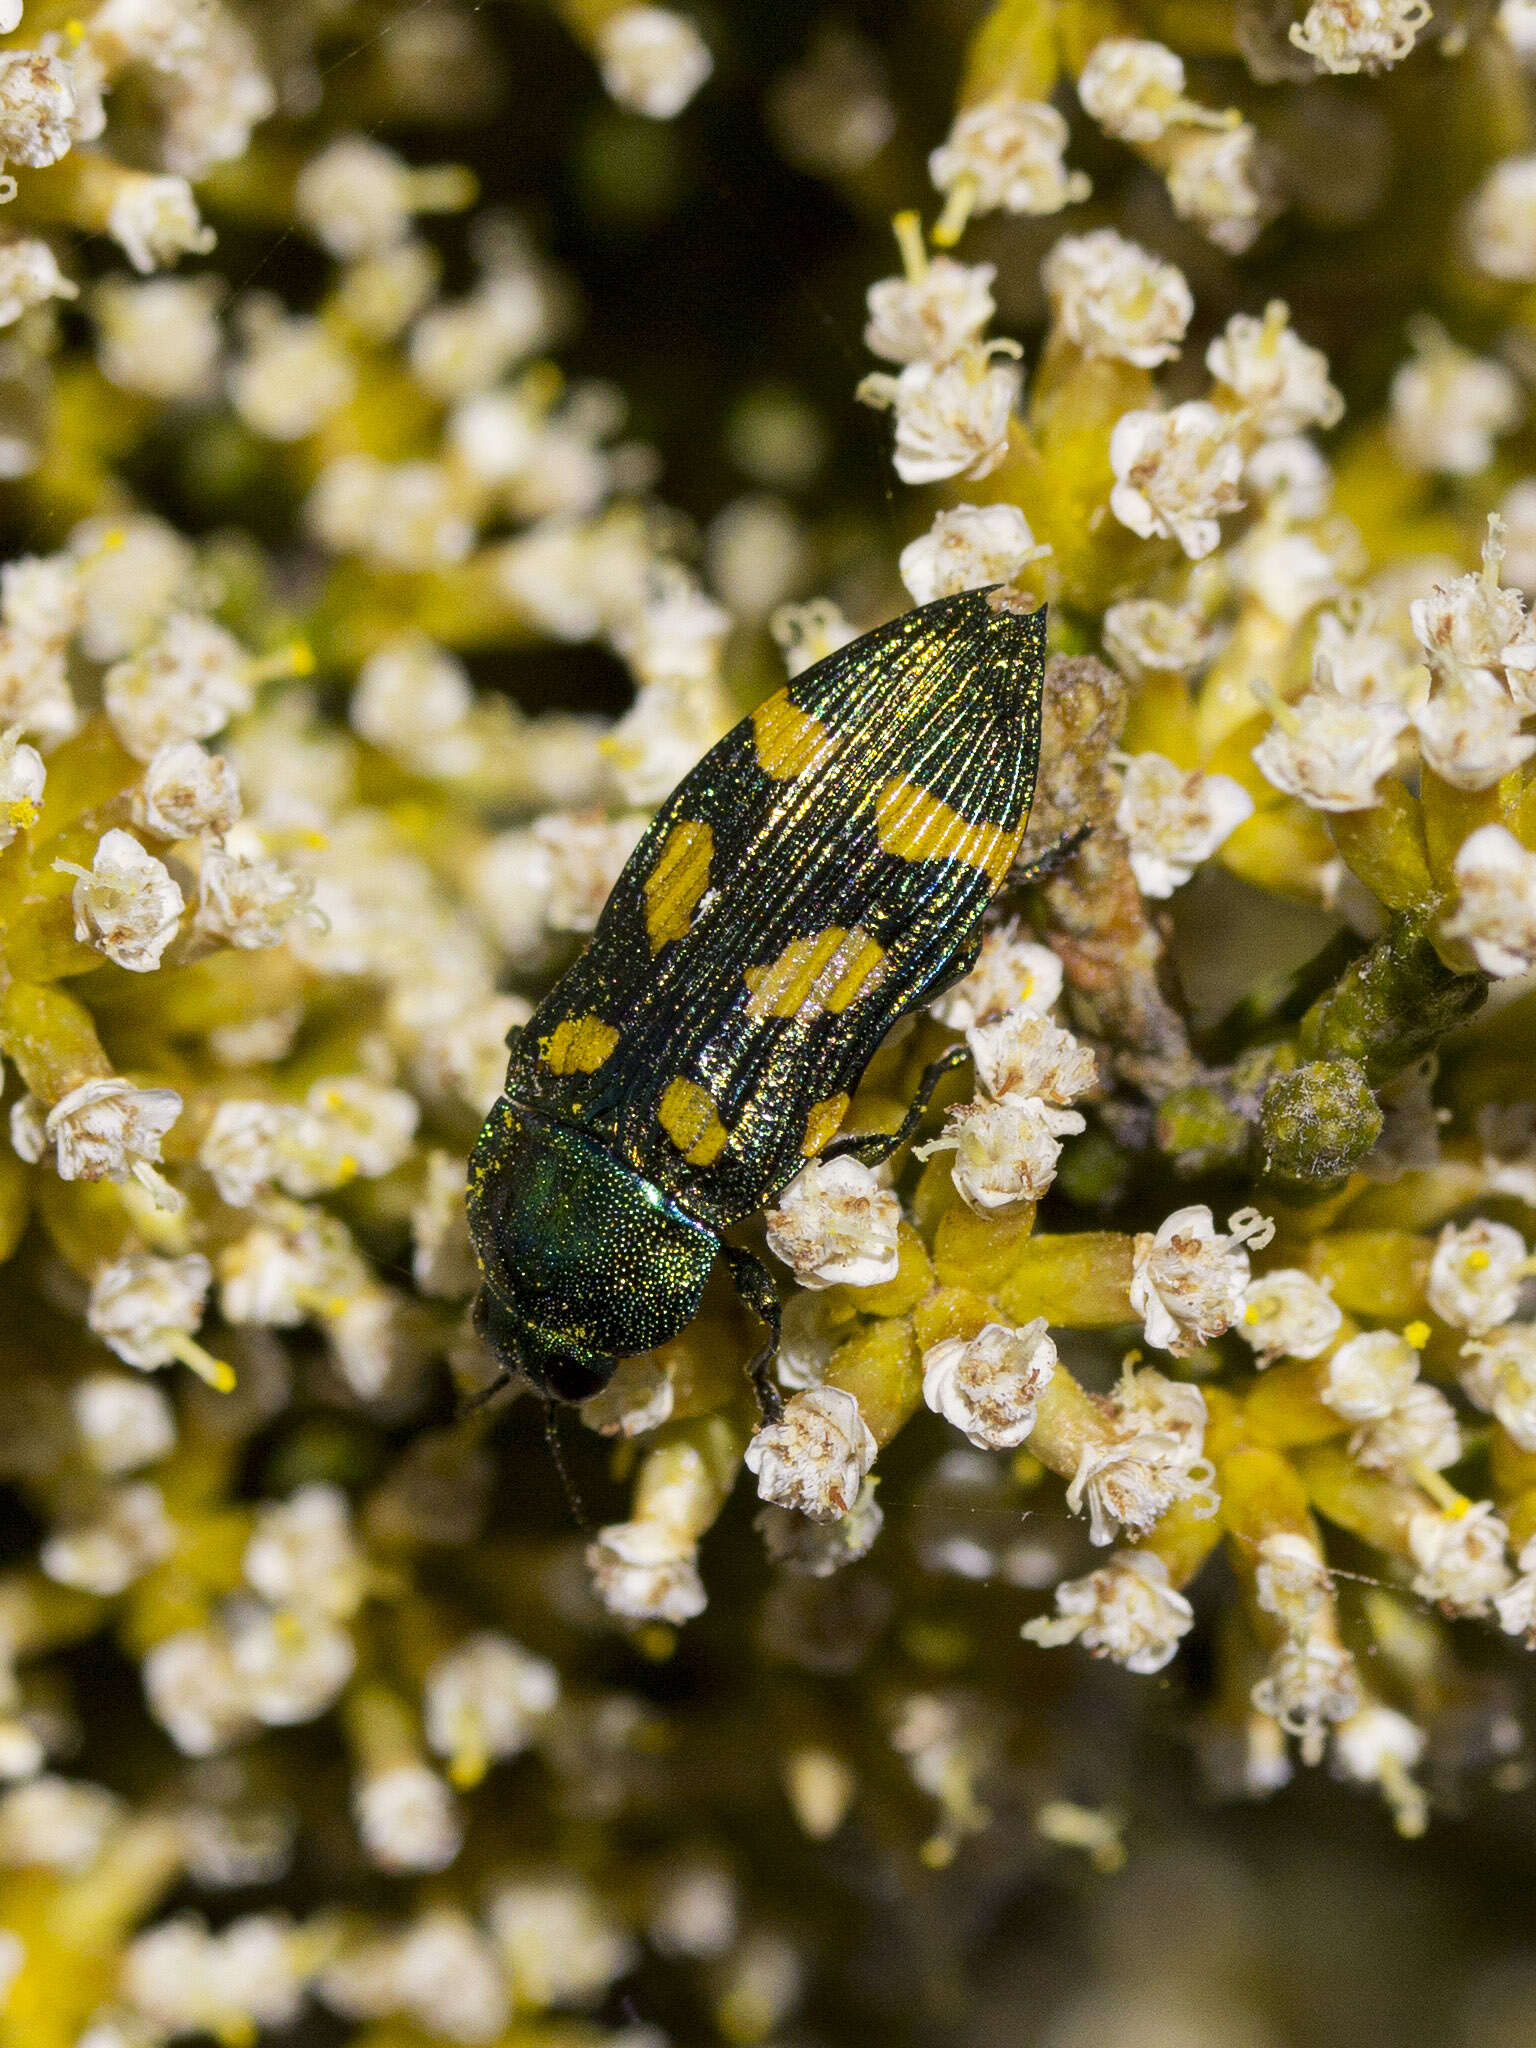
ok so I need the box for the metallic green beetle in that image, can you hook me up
[467,586,1049,1414]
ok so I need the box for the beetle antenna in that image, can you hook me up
[543,1400,593,1532]
[461,1367,517,1416]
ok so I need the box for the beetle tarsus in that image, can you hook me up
[724,1243,785,1424]
[1010,822,1090,887]
[822,1041,973,1169]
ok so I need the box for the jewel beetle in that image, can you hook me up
[467,585,1050,1416]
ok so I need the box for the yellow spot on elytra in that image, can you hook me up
[744,927,886,1021]
[539,1014,620,1076]
[657,1077,730,1165]
[874,775,1020,886]
[751,690,836,780]
[1404,1320,1431,1350]
[644,818,713,954]
[801,1093,850,1157]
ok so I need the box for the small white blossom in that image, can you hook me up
[765,1156,901,1289]
[0,728,43,847]
[70,513,192,661]
[1466,155,1536,280]
[1164,124,1268,253]
[1349,1380,1461,1476]
[354,1763,462,1874]
[41,1481,175,1596]
[916,1094,1078,1210]
[321,1909,509,2044]
[579,1352,675,1438]
[1389,325,1522,476]
[1408,1500,1513,1616]
[612,565,730,690]
[93,276,222,401]
[930,919,1063,1031]
[770,597,859,678]
[586,1519,706,1624]
[195,842,313,949]
[1252,691,1408,811]
[858,343,1021,485]
[487,1874,637,2011]
[103,612,252,762]
[120,1913,309,2040]
[1108,402,1244,560]
[1495,1533,1536,1640]
[1442,823,1536,975]
[45,1078,181,1194]
[1233,529,1344,629]
[409,271,560,403]
[423,1632,558,1779]
[0,237,76,329]
[1114,752,1253,896]
[1041,228,1192,367]
[0,631,76,747]
[1426,1217,1528,1333]
[0,1775,122,1872]
[198,1099,297,1208]
[1102,599,1216,683]
[142,1626,253,1756]
[596,6,713,119]
[1207,301,1343,438]
[87,1252,211,1371]
[1066,1365,1216,1544]
[295,136,432,260]
[107,173,216,274]
[227,1599,356,1726]
[965,1009,1095,1109]
[1411,667,1536,789]
[1237,1268,1342,1367]
[756,1477,884,1575]
[1254,1532,1333,1631]
[276,1077,419,1195]
[1290,0,1431,73]
[864,254,996,365]
[922,1318,1056,1449]
[228,303,356,442]
[1077,38,1215,144]
[1313,605,1426,709]
[744,1385,877,1523]
[59,828,183,972]
[532,810,647,934]
[1320,1327,1419,1419]
[1,552,78,642]
[1462,1324,1536,1449]
[244,1485,369,1621]
[1251,1635,1361,1762]
[1130,1204,1274,1356]
[927,96,1089,220]
[899,502,1048,604]
[137,740,241,841]
[72,1372,176,1474]
[0,50,75,175]
[1022,1549,1193,1673]
[1410,530,1536,688]
[1246,435,1334,519]
[775,1289,843,1392]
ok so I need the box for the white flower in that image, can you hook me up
[864,254,996,365]
[1206,301,1343,438]
[1312,605,1426,709]
[899,502,1048,604]
[1408,1501,1513,1616]
[42,1480,175,1596]
[1041,228,1192,367]
[321,1908,509,2044]
[1108,402,1244,560]
[1,551,78,642]
[1350,1380,1462,1475]
[229,303,356,442]
[769,597,859,678]
[1251,1635,1360,1763]
[1466,155,1536,280]
[1022,1549,1193,1673]
[929,919,1063,1030]
[198,1099,297,1208]
[744,1385,877,1523]
[927,96,1089,218]
[487,1874,637,2011]
[596,6,713,119]
[423,1633,558,1779]
[0,1775,122,1873]
[0,727,43,847]
[137,740,240,842]
[70,512,192,661]
[1426,1217,1527,1333]
[756,1477,884,1576]
[774,1289,843,1392]
[244,1485,369,1621]
[1462,1324,1536,1449]
[195,843,313,949]
[611,564,730,690]
[0,50,75,173]
[916,1094,1078,1209]
[58,828,183,972]
[1442,823,1536,975]
[72,1372,176,1474]
[1066,1366,1216,1545]
[0,630,76,747]
[585,1520,706,1624]
[1237,1268,1342,1367]
[354,1763,461,1874]
[1495,1533,1536,1640]
[293,136,432,260]
[965,1009,1096,1110]
[921,1318,1056,1449]
[93,275,222,402]
[1389,326,1522,476]
[1130,1204,1274,1356]
[858,344,1021,485]
[579,1352,675,1438]
[1252,692,1407,811]
[1102,600,1216,683]
[1410,534,1536,690]
[228,1599,354,1729]
[45,1078,182,1193]
[1254,1532,1333,1631]
[1320,1328,1419,1419]
[107,173,216,274]
[1233,530,1344,630]
[142,1626,253,1757]
[532,810,647,934]
[1410,665,1536,790]
[277,1077,419,1195]
[87,1252,211,1372]
[409,270,559,403]
[1500,478,1536,594]
[1077,38,1215,144]
[1290,0,1431,73]
[103,612,252,762]
[0,237,76,329]
[120,1914,309,2040]
[1164,124,1268,253]
[765,1156,901,1289]
[1246,436,1334,519]
[1113,752,1253,896]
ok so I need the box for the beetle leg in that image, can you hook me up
[461,1367,518,1415]
[821,1040,972,1169]
[724,1243,784,1424]
[1009,822,1091,888]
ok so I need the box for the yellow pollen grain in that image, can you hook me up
[644,818,713,954]
[801,1092,850,1157]
[1403,1320,1431,1349]
[874,776,1019,885]
[1243,1304,1260,1324]
[657,1077,730,1165]
[751,690,836,780]
[1466,1249,1492,1272]
[540,1013,620,1076]
[744,927,886,1020]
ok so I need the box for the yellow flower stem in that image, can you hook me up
[956,0,1060,104]
[1328,782,1436,915]
[0,980,112,1102]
